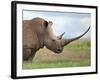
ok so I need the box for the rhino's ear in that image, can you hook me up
[43,21,48,28]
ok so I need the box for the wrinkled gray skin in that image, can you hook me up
[23,17,90,61]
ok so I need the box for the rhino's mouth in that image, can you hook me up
[46,46,63,53]
[54,49,63,53]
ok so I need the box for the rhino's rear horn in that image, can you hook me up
[58,32,65,39]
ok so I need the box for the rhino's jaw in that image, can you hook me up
[46,46,63,53]
[54,50,62,53]
[50,48,63,54]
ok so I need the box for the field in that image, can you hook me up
[22,40,91,69]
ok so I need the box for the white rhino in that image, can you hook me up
[23,17,90,61]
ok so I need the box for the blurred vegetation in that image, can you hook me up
[65,40,90,50]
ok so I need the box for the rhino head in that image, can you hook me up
[42,20,90,53]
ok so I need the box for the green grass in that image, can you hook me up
[22,40,91,69]
[23,59,90,69]
[65,40,90,50]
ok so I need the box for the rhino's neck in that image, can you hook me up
[36,33,44,49]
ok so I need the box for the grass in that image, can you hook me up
[65,40,90,50]
[23,59,90,69]
[22,40,91,69]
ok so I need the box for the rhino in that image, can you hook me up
[23,17,90,61]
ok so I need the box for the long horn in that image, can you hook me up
[62,26,90,46]
[57,32,65,39]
